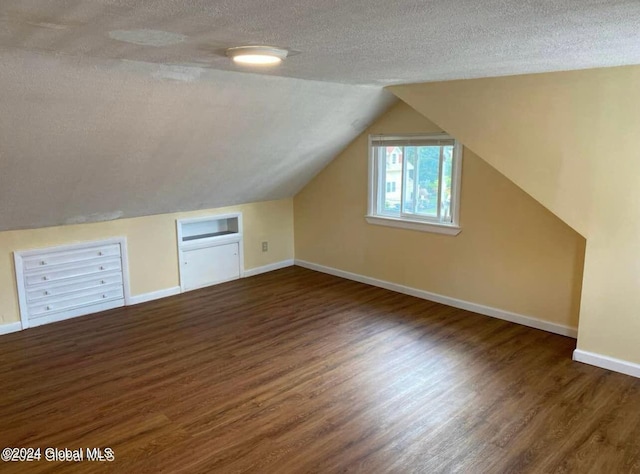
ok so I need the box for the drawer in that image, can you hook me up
[25,257,122,287]
[22,243,121,271]
[28,282,123,308]
[28,286,124,317]
[26,271,123,302]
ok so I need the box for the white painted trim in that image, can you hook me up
[450,140,463,227]
[244,259,294,277]
[128,286,181,306]
[365,215,461,235]
[119,237,132,305]
[0,322,23,335]
[238,211,245,278]
[294,259,578,338]
[367,134,376,218]
[14,250,28,330]
[573,349,640,379]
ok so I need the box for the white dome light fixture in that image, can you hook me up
[226,46,288,65]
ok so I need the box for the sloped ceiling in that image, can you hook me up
[1,0,640,230]
[0,50,393,230]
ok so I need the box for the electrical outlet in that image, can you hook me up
[262,241,268,252]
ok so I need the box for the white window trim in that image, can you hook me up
[365,215,461,235]
[366,133,463,235]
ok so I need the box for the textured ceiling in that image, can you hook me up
[0,50,393,230]
[1,0,640,230]
[2,0,640,84]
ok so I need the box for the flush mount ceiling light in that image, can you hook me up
[226,46,288,65]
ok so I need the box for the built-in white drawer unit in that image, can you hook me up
[14,238,130,328]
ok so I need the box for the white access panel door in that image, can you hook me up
[181,242,240,291]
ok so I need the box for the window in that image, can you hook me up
[367,134,462,235]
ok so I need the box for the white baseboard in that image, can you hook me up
[126,260,295,305]
[294,259,578,339]
[128,286,181,305]
[244,259,294,278]
[0,321,23,335]
[573,349,640,379]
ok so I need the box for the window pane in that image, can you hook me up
[380,146,401,216]
[440,146,454,222]
[414,146,441,218]
[370,135,461,228]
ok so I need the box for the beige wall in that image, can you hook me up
[0,199,294,325]
[390,65,640,364]
[295,102,585,329]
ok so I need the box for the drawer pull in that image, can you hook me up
[42,276,48,281]
[46,305,51,311]
[99,266,105,270]
[44,291,49,295]
[102,294,107,298]
[98,251,103,256]
[101,280,106,284]
[40,261,47,265]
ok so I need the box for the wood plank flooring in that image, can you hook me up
[1,266,639,473]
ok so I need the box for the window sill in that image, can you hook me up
[365,215,462,236]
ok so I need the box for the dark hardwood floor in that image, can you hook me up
[1,266,639,473]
